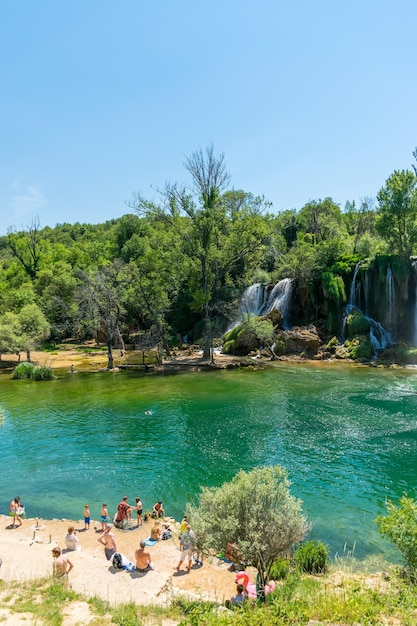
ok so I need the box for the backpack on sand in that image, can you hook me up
[112,553,123,570]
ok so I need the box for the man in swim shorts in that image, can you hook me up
[98,523,117,560]
[52,546,74,578]
[152,500,164,518]
[135,540,154,572]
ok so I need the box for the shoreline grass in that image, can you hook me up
[1,567,417,626]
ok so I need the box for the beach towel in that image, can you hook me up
[145,537,158,546]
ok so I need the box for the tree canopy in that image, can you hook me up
[186,466,310,596]
[1,146,417,359]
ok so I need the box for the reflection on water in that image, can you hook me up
[1,362,417,560]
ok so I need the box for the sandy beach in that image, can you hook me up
[0,513,241,608]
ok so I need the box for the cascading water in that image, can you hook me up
[263,278,293,329]
[237,283,267,318]
[348,262,362,308]
[232,279,293,329]
[343,262,390,355]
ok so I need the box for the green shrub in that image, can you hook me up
[268,557,290,580]
[376,495,417,577]
[12,362,37,379]
[344,336,373,360]
[33,366,55,380]
[326,336,339,350]
[322,272,346,304]
[222,340,234,354]
[294,540,329,574]
[12,362,55,380]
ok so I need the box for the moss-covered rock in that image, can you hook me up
[345,309,371,337]
[344,335,373,360]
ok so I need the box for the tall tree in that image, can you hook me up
[7,217,43,280]
[77,263,126,369]
[376,170,417,257]
[130,146,270,360]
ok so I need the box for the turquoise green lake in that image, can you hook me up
[1,362,417,561]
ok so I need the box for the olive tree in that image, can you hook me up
[376,495,417,578]
[186,466,310,599]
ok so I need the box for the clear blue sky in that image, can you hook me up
[1,0,416,236]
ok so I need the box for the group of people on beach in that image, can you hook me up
[10,494,216,593]
[8,493,246,607]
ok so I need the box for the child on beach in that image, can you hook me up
[100,503,109,530]
[135,497,143,527]
[84,504,90,530]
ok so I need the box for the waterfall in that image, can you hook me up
[343,262,390,355]
[263,278,293,329]
[348,262,362,308]
[232,279,293,329]
[386,266,396,341]
[238,283,267,318]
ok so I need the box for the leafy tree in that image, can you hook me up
[186,466,310,599]
[376,170,417,257]
[344,197,378,254]
[376,495,417,577]
[0,312,22,359]
[7,218,44,280]
[297,198,346,245]
[77,263,126,369]
[17,303,51,361]
[35,264,79,340]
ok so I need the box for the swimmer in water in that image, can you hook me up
[145,410,153,415]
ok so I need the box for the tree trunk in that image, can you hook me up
[256,570,267,603]
[26,350,31,362]
[107,341,114,369]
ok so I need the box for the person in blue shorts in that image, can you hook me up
[100,503,109,530]
[84,504,90,530]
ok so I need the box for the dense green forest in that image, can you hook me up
[1,146,417,365]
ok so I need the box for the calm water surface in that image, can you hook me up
[1,362,417,560]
